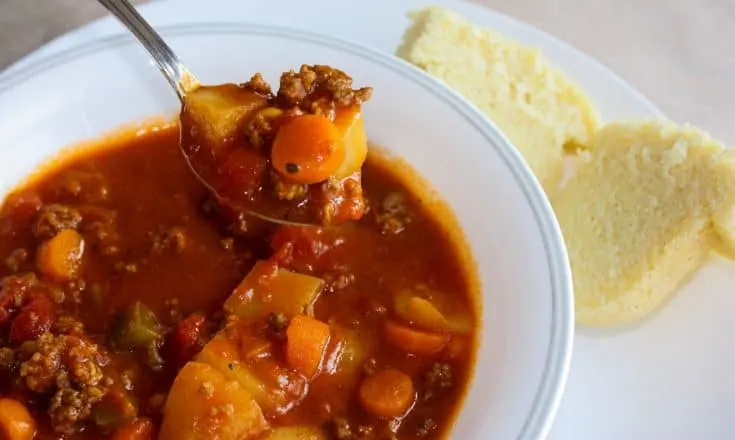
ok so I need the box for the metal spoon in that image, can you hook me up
[97,0,198,101]
[97,0,315,226]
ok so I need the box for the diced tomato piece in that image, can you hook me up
[10,292,55,344]
[0,292,15,325]
[0,274,38,325]
[92,385,138,433]
[270,226,333,269]
[216,148,267,200]
[171,313,209,365]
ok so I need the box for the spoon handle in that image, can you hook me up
[97,0,198,100]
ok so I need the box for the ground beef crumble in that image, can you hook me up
[325,417,378,440]
[0,347,16,371]
[19,332,111,433]
[425,362,453,389]
[273,174,309,201]
[5,248,28,272]
[244,111,273,149]
[54,315,85,335]
[423,362,453,401]
[415,416,438,438]
[239,72,281,149]
[266,312,289,338]
[0,273,40,323]
[243,72,274,97]
[33,204,82,239]
[374,192,410,236]
[316,176,365,224]
[150,226,188,254]
[244,106,288,149]
[77,205,120,256]
[277,65,373,113]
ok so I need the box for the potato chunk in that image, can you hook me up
[159,362,268,440]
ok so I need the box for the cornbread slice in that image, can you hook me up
[553,120,735,326]
[397,6,600,193]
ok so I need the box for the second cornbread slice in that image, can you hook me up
[553,120,735,326]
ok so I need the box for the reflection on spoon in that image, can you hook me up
[98,0,372,226]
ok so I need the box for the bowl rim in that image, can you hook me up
[0,22,574,440]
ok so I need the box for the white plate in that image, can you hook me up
[3,1,735,439]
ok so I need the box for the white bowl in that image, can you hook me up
[0,24,573,440]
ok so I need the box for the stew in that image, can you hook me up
[0,67,477,440]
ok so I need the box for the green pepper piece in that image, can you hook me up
[111,301,162,349]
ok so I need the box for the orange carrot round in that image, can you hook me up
[36,228,85,281]
[272,114,345,184]
[0,398,36,440]
[383,320,449,355]
[359,368,415,418]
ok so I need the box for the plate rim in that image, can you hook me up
[0,22,574,440]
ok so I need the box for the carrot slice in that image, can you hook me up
[0,398,36,440]
[36,229,84,281]
[286,314,331,378]
[272,114,344,184]
[359,368,415,418]
[383,320,449,355]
